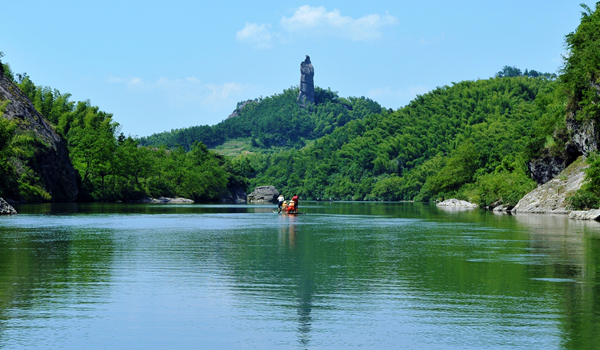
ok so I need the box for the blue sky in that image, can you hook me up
[1,1,585,137]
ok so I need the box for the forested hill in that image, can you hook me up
[138,87,383,150]
[1,60,249,203]
[249,75,557,205]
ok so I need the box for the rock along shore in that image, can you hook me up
[436,198,478,209]
[131,197,195,204]
[0,197,17,215]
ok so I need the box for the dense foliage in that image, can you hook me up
[0,71,246,202]
[561,3,600,121]
[248,77,554,206]
[495,65,557,80]
[138,87,383,150]
[560,2,600,209]
[4,2,600,208]
[0,101,17,198]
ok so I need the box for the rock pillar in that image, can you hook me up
[297,55,314,107]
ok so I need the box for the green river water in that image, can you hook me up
[0,201,599,349]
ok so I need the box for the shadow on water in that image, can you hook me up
[12,202,278,215]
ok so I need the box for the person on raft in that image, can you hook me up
[286,200,296,213]
[277,194,285,213]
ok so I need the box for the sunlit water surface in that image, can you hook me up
[1,202,599,349]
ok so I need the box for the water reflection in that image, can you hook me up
[512,213,600,349]
[1,202,600,349]
[276,214,313,347]
[0,221,115,349]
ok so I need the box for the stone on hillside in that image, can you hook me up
[247,186,279,203]
[0,197,17,215]
[227,100,257,119]
[297,55,315,107]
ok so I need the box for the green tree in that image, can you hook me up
[561,2,600,121]
[66,101,118,199]
[423,141,479,197]
[0,102,18,197]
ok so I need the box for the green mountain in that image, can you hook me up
[249,75,556,205]
[138,87,383,151]
[3,3,600,209]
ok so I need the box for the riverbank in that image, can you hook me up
[0,197,17,215]
[510,156,593,218]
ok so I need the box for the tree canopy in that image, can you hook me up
[248,76,553,206]
[138,87,383,151]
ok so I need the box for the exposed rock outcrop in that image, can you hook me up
[0,74,78,201]
[527,150,572,185]
[436,198,478,209]
[227,100,257,119]
[512,157,588,214]
[247,186,279,203]
[133,197,195,204]
[492,204,512,212]
[220,183,247,204]
[0,197,17,215]
[297,55,315,107]
[566,111,600,156]
[569,209,600,221]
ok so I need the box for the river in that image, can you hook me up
[0,202,599,349]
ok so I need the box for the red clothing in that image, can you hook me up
[291,195,299,210]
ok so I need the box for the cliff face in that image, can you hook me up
[513,156,588,214]
[0,74,78,202]
[566,110,600,157]
[527,145,580,185]
[297,55,315,107]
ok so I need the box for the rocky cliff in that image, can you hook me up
[247,186,279,203]
[0,197,17,215]
[0,74,78,201]
[297,55,315,107]
[512,156,588,214]
[527,148,578,185]
[566,110,600,157]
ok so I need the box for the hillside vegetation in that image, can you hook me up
[0,65,246,202]
[2,3,600,208]
[248,76,555,206]
[554,2,600,209]
[138,87,383,150]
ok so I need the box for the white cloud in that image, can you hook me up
[236,6,398,48]
[236,22,273,49]
[206,82,242,102]
[108,76,250,110]
[280,5,398,41]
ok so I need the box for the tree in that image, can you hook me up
[0,103,18,197]
[561,2,600,121]
[496,66,522,78]
[424,141,480,196]
[66,101,118,198]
